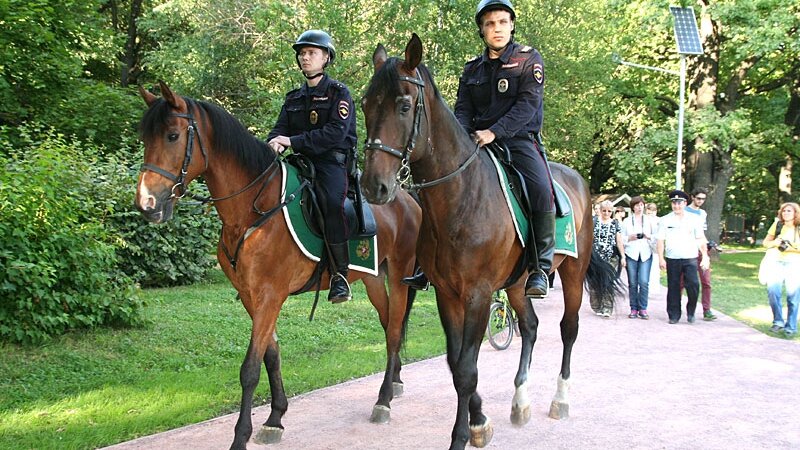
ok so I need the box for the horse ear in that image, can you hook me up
[139,85,158,106]
[158,80,184,111]
[373,44,388,72]
[404,33,423,71]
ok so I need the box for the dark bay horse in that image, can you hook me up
[135,82,421,449]
[360,35,616,449]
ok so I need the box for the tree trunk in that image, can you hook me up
[120,0,143,87]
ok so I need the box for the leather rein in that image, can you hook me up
[362,70,479,192]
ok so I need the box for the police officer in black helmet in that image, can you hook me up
[267,30,357,303]
[456,0,555,297]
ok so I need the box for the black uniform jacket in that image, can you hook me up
[267,74,357,160]
[454,41,544,139]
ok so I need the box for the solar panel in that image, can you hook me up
[670,6,704,55]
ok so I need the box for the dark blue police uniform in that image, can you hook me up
[454,41,553,213]
[267,74,357,244]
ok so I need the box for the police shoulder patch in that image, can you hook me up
[533,63,544,84]
[338,100,350,120]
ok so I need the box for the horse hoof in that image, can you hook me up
[469,418,493,448]
[253,426,283,445]
[548,400,569,419]
[370,404,391,424]
[392,381,404,397]
[510,404,531,426]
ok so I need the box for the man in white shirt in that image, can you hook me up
[656,190,710,324]
[685,187,717,320]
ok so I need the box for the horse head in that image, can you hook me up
[361,33,429,204]
[136,81,209,223]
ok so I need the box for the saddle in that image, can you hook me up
[285,153,377,240]
[485,142,570,218]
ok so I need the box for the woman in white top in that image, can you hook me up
[645,203,661,295]
[621,196,656,319]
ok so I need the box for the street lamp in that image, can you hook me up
[613,6,704,190]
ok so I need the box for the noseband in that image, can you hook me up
[363,70,479,192]
[140,112,208,199]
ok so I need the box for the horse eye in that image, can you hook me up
[400,103,411,114]
[168,133,179,142]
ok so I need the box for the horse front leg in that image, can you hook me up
[438,292,493,450]
[507,284,538,426]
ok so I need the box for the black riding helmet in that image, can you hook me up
[292,30,336,68]
[474,0,516,25]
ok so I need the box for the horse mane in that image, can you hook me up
[366,58,442,102]
[139,97,275,177]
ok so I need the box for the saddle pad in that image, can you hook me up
[486,151,578,257]
[280,162,379,276]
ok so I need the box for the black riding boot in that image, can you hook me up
[525,211,555,298]
[328,242,352,303]
[401,266,430,291]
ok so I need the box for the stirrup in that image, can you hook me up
[401,270,430,291]
[328,273,352,303]
[525,270,549,298]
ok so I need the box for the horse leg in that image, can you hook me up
[231,316,276,449]
[438,291,493,450]
[254,337,288,444]
[506,283,538,426]
[363,274,405,424]
[549,261,583,420]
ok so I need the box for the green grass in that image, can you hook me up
[0,270,445,449]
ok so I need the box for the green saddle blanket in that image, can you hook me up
[280,162,378,276]
[486,151,578,257]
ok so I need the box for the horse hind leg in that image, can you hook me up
[231,328,273,449]
[254,335,289,444]
[548,261,583,420]
[507,284,536,426]
[363,275,405,424]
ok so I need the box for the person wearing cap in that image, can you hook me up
[685,187,717,321]
[655,190,711,324]
[267,30,357,303]
[453,0,555,298]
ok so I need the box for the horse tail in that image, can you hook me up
[584,249,624,304]
[400,286,417,347]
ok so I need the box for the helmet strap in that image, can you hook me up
[303,71,324,80]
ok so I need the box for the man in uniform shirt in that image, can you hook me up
[656,190,711,323]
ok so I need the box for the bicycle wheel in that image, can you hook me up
[486,301,514,350]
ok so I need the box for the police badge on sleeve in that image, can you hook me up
[533,64,544,84]
[338,100,350,120]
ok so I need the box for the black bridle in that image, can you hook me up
[140,112,208,200]
[139,111,277,204]
[363,70,479,192]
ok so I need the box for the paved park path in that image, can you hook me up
[106,279,800,449]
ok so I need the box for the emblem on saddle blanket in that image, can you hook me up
[279,162,378,275]
[486,151,578,258]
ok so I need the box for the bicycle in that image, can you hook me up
[485,290,518,350]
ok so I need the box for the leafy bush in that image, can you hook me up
[0,127,142,344]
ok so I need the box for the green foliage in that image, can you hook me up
[0,126,142,344]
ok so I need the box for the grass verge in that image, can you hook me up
[0,270,444,449]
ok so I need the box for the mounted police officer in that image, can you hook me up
[456,0,555,298]
[267,30,357,303]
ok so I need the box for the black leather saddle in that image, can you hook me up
[285,154,377,240]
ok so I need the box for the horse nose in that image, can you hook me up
[362,177,391,205]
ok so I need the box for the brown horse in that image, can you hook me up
[360,35,617,450]
[135,82,421,449]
